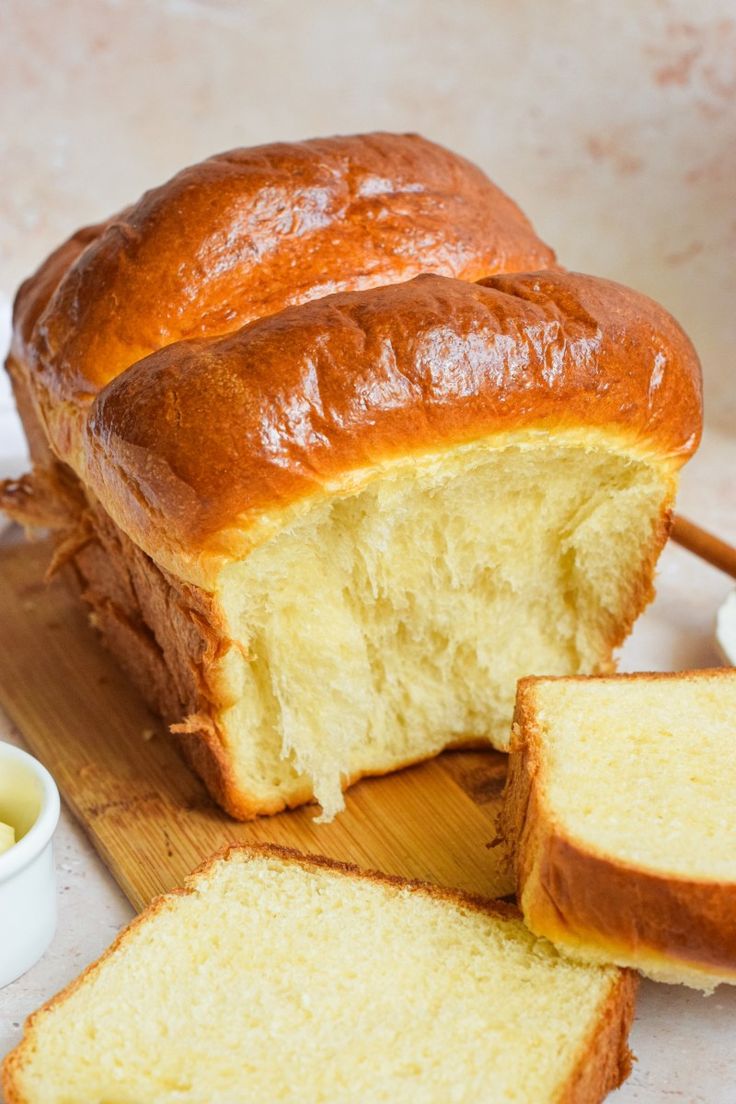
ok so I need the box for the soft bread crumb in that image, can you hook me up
[539,675,736,879]
[215,437,671,818]
[4,848,632,1103]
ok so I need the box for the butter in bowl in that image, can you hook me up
[0,818,15,854]
[0,742,60,988]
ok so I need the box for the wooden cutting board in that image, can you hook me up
[0,539,513,913]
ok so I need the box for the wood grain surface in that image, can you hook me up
[0,540,513,912]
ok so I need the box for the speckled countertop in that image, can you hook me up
[1,2,735,1100]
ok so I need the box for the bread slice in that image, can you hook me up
[3,845,636,1104]
[502,670,736,990]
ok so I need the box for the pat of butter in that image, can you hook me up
[0,820,16,855]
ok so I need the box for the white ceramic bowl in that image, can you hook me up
[0,742,60,988]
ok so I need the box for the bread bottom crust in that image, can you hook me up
[503,678,736,991]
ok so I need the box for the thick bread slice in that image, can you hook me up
[3,845,636,1104]
[501,670,736,990]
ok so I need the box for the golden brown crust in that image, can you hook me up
[83,268,702,576]
[6,131,555,540]
[2,843,633,1104]
[5,221,110,500]
[503,672,736,985]
[19,132,553,405]
[10,222,107,364]
[557,970,637,1104]
[62,498,259,814]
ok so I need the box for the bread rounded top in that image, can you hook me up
[16,132,554,410]
[84,270,702,580]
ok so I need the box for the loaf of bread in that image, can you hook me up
[1,132,702,820]
[501,671,736,990]
[2,845,637,1103]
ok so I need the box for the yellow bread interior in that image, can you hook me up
[215,436,674,818]
[532,674,736,881]
[5,850,627,1104]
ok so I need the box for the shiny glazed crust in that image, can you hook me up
[502,672,736,987]
[14,131,554,452]
[82,268,702,581]
[4,130,554,531]
[2,843,637,1104]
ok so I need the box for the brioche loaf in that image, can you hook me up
[501,671,736,990]
[2,845,637,1104]
[1,132,702,820]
